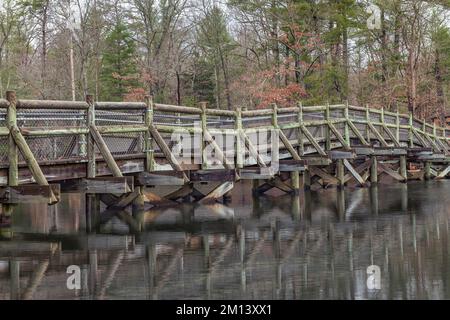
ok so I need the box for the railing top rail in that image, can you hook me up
[17,99,89,109]
[95,101,146,110]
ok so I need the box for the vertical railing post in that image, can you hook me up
[200,101,208,170]
[297,101,304,156]
[86,94,95,178]
[433,122,437,148]
[325,102,331,150]
[235,107,243,169]
[409,113,414,148]
[271,103,278,129]
[396,109,400,143]
[6,91,18,186]
[145,95,154,172]
[344,101,350,146]
[365,104,370,144]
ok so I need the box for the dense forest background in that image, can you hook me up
[0,0,449,122]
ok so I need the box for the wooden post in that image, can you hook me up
[336,159,345,189]
[10,259,20,300]
[424,161,431,180]
[365,104,371,143]
[400,155,408,182]
[235,107,243,169]
[6,91,18,186]
[297,102,304,156]
[433,122,438,150]
[145,95,154,172]
[344,101,350,146]
[396,109,400,142]
[325,102,331,150]
[271,103,278,128]
[86,95,96,178]
[291,171,300,195]
[370,156,378,184]
[200,102,208,169]
[409,113,414,148]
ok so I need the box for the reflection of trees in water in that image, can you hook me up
[1,182,450,299]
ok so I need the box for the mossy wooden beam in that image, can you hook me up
[367,122,388,147]
[86,95,96,178]
[204,128,233,169]
[149,124,189,182]
[343,159,366,186]
[145,95,154,172]
[381,124,401,147]
[198,181,234,204]
[235,107,244,169]
[328,122,350,150]
[279,129,302,161]
[89,125,124,179]
[238,130,267,168]
[347,119,369,146]
[9,125,58,204]
[411,127,429,148]
[300,125,327,156]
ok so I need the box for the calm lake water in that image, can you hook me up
[1,180,450,300]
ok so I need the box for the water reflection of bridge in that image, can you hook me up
[1,181,450,299]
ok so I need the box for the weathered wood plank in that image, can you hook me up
[343,159,372,184]
[378,162,405,181]
[190,169,236,182]
[149,124,189,182]
[239,167,275,180]
[347,119,369,146]
[437,165,450,179]
[61,177,134,194]
[328,150,355,160]
[300,125,327,156]
[0,184,60,203]
[199,181,234,204]
[343,159,366,186]
[367,122,389,147]
[137,171,185,186]
[373,147,407,156]
[279,160,306,172]
[309,166,340,185]
[328,122,350,150]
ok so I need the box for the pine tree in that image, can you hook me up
[100,22,138,101]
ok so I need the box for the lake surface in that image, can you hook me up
[1,180,450,300]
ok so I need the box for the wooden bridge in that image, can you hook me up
[0,90,449,209]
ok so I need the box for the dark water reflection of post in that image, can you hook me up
[400,184,408,213]
[146,244,157,300]
[370,186,379,216]
[303,190,312,222]
[336,189,345,221]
